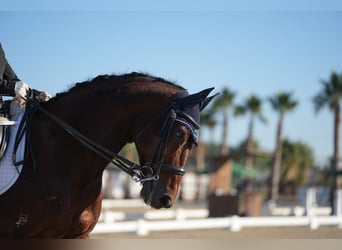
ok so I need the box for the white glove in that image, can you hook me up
[14,81,30,98]
[39,91,51,102]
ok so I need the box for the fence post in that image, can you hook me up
[230,215,241,232]
[309,215,319,230]
[335,189,342,228]
[175,208,186,220]
[137,219,149,236]
[334,189,342,216]
[305,188,316,216]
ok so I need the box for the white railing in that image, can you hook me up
[92,190,342,236]
[101,199,146,209]
[99,208,209,222]
[92,215,342,236]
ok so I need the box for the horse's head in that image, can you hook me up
[134,87,217,209]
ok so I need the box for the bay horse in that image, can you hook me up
[0,72,216,238]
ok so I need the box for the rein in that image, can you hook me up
[16,93,189,183]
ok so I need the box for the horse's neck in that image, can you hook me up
[41,84,174,158]
[44,92,144,152]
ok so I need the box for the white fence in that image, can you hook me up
[93,215,342,236]
[91,189,342,236]
[99,208,209,222]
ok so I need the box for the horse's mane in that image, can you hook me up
[53,72,185,101]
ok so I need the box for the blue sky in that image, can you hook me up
[1,0,342,11]
[1,1,342,166]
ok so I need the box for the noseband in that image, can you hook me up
[18,90,199,183]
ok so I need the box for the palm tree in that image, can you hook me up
[234,94,267,169]
[313,70,342,213]
[268,92,298,201]
[211,87,236,155]
[280,139,314,189]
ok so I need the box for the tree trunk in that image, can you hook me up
[269,112,284,201]
[245,115,254,169]
[195,132,206,172]
[220,110,229,155]
[330,104,340,214]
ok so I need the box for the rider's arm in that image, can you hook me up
[0,44,19,96]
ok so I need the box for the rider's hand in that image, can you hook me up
[39,91,51,102]
[14,81,30,98]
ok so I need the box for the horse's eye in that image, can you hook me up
[175,129,186,141]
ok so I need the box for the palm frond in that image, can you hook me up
[314,71,342,113]
[269,91,298,113]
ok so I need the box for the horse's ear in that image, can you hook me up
[200,92,219,111]
[179,87,215,109]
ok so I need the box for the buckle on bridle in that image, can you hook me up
[132,173,159,183]
[131,164,160,183]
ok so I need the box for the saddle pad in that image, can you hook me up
[0,110,25,195]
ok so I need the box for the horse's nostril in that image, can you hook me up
[160,194,173,208]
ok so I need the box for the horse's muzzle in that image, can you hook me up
[142,189,174,209]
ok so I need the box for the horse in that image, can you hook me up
[0,72,216,238]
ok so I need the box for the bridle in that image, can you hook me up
[15,90,199,183]
[135,100,199,182]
